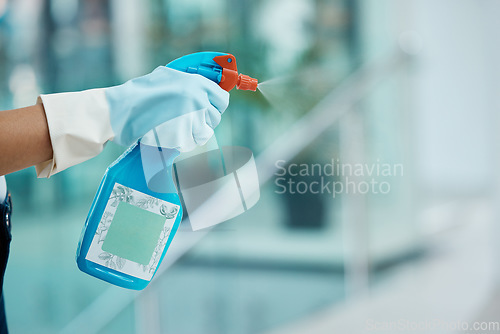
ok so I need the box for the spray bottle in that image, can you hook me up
[76,52,258,290]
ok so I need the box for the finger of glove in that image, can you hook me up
[152,66,229,112]
[191,109,216,146]
[143,114,197,152]
[141,108,218,152]
[107,66,228,146]
[204,104,222,129]
[205,84,229,114]
[148,109,216,151]
[146,67,230,120]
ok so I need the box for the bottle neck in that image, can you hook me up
[139,143,180,193]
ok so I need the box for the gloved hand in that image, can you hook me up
[140,107,221,152]
[106,67,229,147]
[35,67,229,178]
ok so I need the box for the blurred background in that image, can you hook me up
[2,0,500,333]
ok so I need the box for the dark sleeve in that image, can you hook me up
[0,193,12,334]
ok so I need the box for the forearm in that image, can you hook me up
[0,103,53,176]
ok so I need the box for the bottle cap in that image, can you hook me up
[237,74,258,91]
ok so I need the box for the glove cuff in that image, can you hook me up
[35,88,115,178]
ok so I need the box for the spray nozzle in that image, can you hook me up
[212,54,258,92]
[166,52,258,92]
[237,74,258,91]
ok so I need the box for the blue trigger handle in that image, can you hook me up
[165,51,229,85]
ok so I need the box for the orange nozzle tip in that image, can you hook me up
[237,74,258,91]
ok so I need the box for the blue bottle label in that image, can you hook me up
[85,182,180,281]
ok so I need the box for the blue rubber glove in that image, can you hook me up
[106,66,229,147]
[140,107,223,152]
[36,67,229,177]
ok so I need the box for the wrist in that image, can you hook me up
[35,89,115,177]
